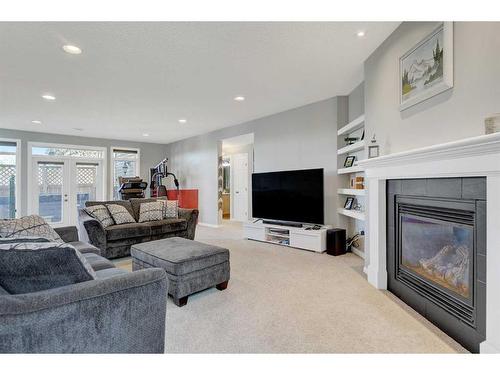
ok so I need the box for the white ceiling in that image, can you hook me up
[0,22,399,144]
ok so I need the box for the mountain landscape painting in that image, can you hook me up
[399,23,453,110]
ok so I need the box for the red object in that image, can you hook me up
[166,189,199,209]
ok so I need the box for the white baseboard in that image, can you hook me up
[198,222,221,228]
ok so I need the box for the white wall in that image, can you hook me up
[365,22,500,155]
[165,97,343,225]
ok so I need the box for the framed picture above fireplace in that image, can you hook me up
[399,22,454,111]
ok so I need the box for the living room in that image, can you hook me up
[1,1,499,373]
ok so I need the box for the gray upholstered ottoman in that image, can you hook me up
[131,237,230,306]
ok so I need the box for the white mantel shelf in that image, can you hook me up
[359,132,500,354]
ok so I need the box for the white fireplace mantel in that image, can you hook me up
[357,132,500,353]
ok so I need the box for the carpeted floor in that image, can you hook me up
[115,221,467,353]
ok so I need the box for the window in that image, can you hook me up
[32,146,104,159]
[111,148,140,199]
[0,140,20,219]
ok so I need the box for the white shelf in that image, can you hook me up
[337,115,365,136]
[338,165,364,175]
[351,245,365,259]
[337,140,365,155]
[337,208,365,221]
[337,188,365,196]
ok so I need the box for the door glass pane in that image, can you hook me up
[0,142,17,219]
[37,163,63,223]
[76,164,97,211]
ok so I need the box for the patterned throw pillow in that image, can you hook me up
[106,204,136,225]
[163,200,179,219]
[138,201,164,223]
[84,205,115,228]
[0,215,62,242]
[0,242,96,294]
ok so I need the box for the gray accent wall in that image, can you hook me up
[0,128,166,216]
[165,97,343,225]
[364,22,500,155]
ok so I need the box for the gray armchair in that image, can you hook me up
[0,226,168,353]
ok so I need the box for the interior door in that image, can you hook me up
[231,153,249,222]
[33,160,69,226]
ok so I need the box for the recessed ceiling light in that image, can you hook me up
[142,133,149,137]
[62,45,82,54]
[234,96,245,102]
[357,31,366,38]
[178,119,187,124]
[42,94,56,101]
[32,120,42,124]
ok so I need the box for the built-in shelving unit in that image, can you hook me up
[337,114,365,136]
[337,208,365,221]
[337,165,364,175]
[337,188,365,196]
[337,112,366,261]
[337,140,365,155]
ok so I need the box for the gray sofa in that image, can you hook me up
[0,226,167,353]
[80,198,199,259]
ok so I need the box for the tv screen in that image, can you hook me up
[252,168,324,224]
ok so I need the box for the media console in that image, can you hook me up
[243,220,330,253]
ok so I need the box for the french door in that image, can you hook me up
[31,158,104,226]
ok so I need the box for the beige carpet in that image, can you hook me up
[115,221,467,353]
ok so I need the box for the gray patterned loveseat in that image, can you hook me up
[0,217,167,353]
[80,198,199,259]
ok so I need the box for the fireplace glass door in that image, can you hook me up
[400,214,473,301]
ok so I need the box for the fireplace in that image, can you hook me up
[387,178,486,352]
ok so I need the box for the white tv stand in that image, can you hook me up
[243,220,329,253]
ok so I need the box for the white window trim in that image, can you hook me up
[110,146,141,200]
[27,142,107,217]
[0,138,21,218]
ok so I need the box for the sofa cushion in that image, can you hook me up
[86,200,135,217]
[67,241,100,255]
[107,204,136,224]
[105,222,151,241]
[146,219,187,236]
[129,198,158,221]
[82,253,115,271]
[95,267,129,279]
[163,200,179,219]
[0,242,96,294]
[0,215,62,242]
[138,201,164,223]
[0,236,51,244]
[84,205,114,228]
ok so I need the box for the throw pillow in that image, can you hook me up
[138,201,164,223]
[84,205,115,228]
[106,204,136,224]
[0,242,96,294]
[163,200,179,219]
[0,215,63,242]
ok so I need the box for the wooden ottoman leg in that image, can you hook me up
[216,280,229,291]
[173,296,188,307]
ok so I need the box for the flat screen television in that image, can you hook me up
[252,168,324,225]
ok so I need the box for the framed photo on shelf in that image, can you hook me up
[344,197,354,210]
[344,155,356,168]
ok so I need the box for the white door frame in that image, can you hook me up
[27,142,106,226]
[0,138,22,218]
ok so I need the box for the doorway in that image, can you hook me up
[219,133,254,224]
[28,143,106,227]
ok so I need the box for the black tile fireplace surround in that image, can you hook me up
[387,178,486,353]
